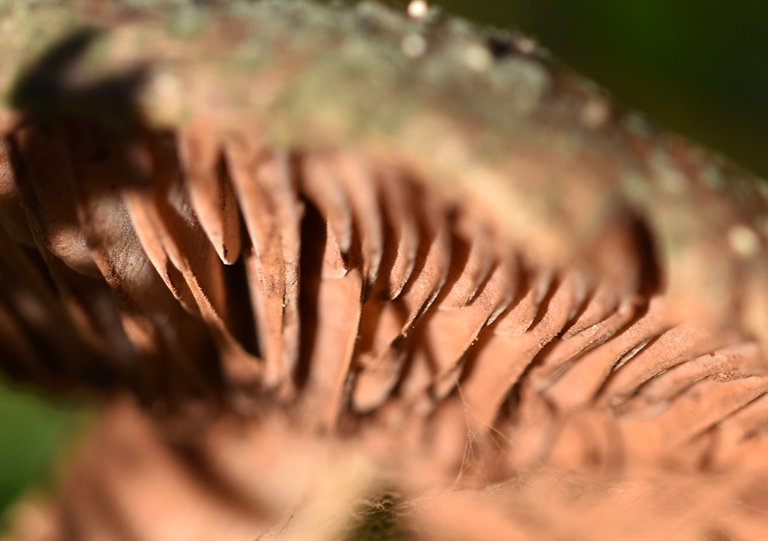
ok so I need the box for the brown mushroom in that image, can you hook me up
[2,1,768,540]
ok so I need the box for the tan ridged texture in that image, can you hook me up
[1,1,768,540]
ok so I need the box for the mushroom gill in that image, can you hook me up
[2,1,768,540]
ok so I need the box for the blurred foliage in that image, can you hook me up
[0,382,82,527]
[2,0,768,528]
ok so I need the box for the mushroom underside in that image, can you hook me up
[2,120,768,540]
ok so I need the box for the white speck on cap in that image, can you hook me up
[516,36,537,55]
[407,0,429,20]
[401,33,427,58]
[581,97,610,128]
[463,43,492,71]
[728,225,760,257]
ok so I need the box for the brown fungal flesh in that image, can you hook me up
[2,1,768,540]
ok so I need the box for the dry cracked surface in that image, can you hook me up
[2,1,768,540]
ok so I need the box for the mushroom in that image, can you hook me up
[2,1,768,540]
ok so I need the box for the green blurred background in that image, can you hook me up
[0,384,81,528]
[411,0,768,178]
[2,0,768,527]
